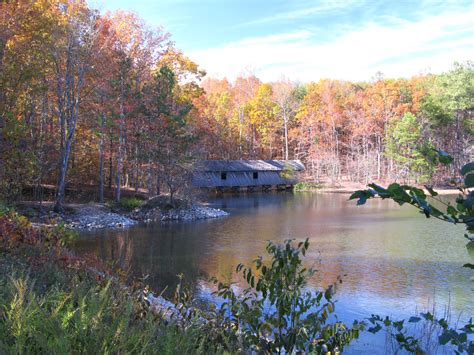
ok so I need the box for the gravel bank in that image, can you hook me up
[17,198,228,231]
[130,204,228,222]
[16,202,136,231]
[63,204,137,230]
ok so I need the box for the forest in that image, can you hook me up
[1,1,474,353]
[1,1,473,210]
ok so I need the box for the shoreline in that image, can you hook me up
[296,183,461,195]
[15,199,229,231]
[15,184,460,231]
[298,188,460,195]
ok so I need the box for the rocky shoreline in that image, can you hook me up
[17,198,229,231]
[130,204,228,223]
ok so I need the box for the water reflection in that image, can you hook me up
[74,192,473,326]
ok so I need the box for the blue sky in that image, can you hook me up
[91,0,474,82]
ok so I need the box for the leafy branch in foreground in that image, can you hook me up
[350,155,474,269]
[366,313,473,354]
[212,239,364,354]
[350,152,473,353]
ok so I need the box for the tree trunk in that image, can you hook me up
[54,46,85,212]
[98,112,105,203]
[108,137,113,189]
[283,110,289,160]
[116,70,125,203]
[238,107,244,159]
[134,140,139,193]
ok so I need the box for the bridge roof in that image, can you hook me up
[195,160,305,172]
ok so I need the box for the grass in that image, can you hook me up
[118,197,145,211]
[0,274,160,353]
[0,210,234,354]
[294,181,324,191]
[0,264,233,354]
[0,200,11,214]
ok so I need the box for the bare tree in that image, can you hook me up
[52,4,98,212]
[272,78,297,160]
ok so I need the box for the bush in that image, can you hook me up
[212,239,363,353]
[294,182,323,191]
[0,201,10,216]
[0,210,76,251]
[118,197,145,211]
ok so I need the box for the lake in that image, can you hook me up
[74,192,473,353]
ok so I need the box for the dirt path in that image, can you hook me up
[298,181,460,195]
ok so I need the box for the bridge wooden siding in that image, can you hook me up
[192,160,305,189]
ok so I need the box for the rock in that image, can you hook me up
[59,203,137,231]
[130,200,229,223]
[160,205,229,222]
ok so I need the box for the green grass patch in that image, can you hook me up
[294,182,323,191]
[118,197,145,211]
[0,211,234,354]
[0,201,12,216]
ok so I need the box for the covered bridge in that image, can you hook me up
[192,160,305,189]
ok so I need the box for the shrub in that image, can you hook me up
[212,239,364,353]
[118,197,145,211]
[294,182,323,191]
[0,211,76,251]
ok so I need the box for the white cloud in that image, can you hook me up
[241,0,364,26]
[189,7,474,82]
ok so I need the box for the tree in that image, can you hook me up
[421,62,474,177]
[385,112,436,183]
[272,78,298,160]
[50,1,98,212]
[106,11,170,203]
[146,51,204,203]
[246,83,278,158]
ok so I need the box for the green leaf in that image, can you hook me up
[368,324,382,334]
[408,316,421,323]
[421,312,433,321]
[395,333,406,343]
[461,162,474,176]
[447,205,458,217]
[424,185,438,197]
[388,184,412,204]
[349,190,369,205]
[439,331,452,345]
[434,149,454,165]
[368,183,391,197]
[438,318,448,329]
[464,173,474,188]
[393,320,404,331]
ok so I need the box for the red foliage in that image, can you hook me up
[0,212,113,278]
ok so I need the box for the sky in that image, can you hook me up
[91,0,474,82]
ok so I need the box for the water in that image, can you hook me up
[73,192,473,352]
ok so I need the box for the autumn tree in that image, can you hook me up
[421,62,473,179]
[49,1,99,211]
[272,78,298,160]
[386,112,436,182]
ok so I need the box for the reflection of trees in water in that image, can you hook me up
[74,192,472,318]
[98,229,134,269]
